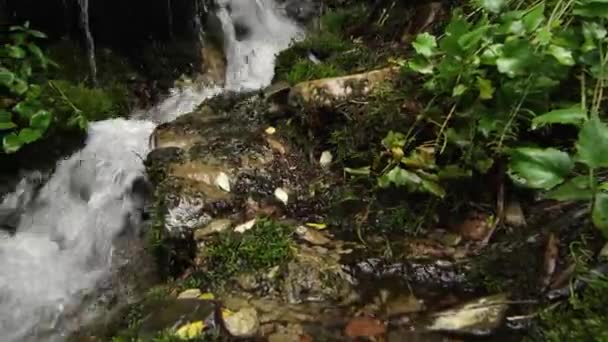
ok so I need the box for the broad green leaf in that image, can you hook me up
[408,57,434,74]
[0,122,16,130]
[576,116,608,168]
[458,25,490,51]
[412,33,437,57]
[545,176,593,201]
[438,165,472,179]
[401,147,436,170]
[382,131,407,149]
[27,43,47,68]
[0,110,11,122]
[536,27,553,46]
[452,84,468,97]
[480,43,504,65]
[495,39,534,77]
[531,105,587,129]
[26,29,47,39]
[478,0,505,13]
[18,128,43,144]
[509,147,574,190]
[11,79,28,95]
[548,45,575,66]
[574,2,608,19]
[30,110,52,130]
[13,101,37,119]
[440,16,470,56]
[378,167,422,188]
[593,192,608,237]
[522,3,545,32]
[6,45,25,59]
[421,178,446,198]
[19,62,32,78]
[0,69,15,86]
[3,133,23,153]
[476,77,495,99]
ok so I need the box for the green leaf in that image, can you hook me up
[26,29,47,39]
[408,57,434,74]
[378,167,422,188]
[30,110,52,130]
[593,192,608,237]
[18,128,43,144]
[476,77,495,100]
[0,110,11,122]
[452,84,468,97]
[0,69,15,86]
[509,147,574,190]
[545,176,593,201]
[522,3,545,32]
[480,43,504,65]
[576,116,608,168]
[478,0,505,13]
[0,122,17,130]
[6,45,26,59]
[574,2,608,19]
[344,166,371,176]
[382,131,407,149]
[458,25,490,51]
[3,133,23,153]
[495,39,534,77]
[548,45,575,66]
[11,79,28,95]
[421,178,446,198]
[412,33,437,57]
[13,101,38,119]
[27,43,47,68]
[531,105,587,129]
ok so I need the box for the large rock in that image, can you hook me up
[288,67,399,108]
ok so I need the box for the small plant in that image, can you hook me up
[202,218,294,284]
[0,23,55,153]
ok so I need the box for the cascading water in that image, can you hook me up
[0,1,303,341]
[77,0,98,87]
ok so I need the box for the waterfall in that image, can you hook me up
[167,0,174,40]
[0,1,303,341]
[78,0,97,86]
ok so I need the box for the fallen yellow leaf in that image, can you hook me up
[265,126,276,135]
[198,292,215,300]
[306,222,327,230]
[175,321,205,340]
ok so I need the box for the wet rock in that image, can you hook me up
[505,200,527,227]
[344,316,387,338]
[455,211,494,242]
[427,293,509,335]
[387,330,452,342]
[385,293,425,316]
[178,289,203,299]
[295,225,331,245]
[200,42,226,86]
[137,299,215,340]
[223,307,260,337]
[283,245,354,304]
[288,67,399,108]
[194,219,233,240]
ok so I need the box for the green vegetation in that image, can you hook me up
[535,239,608,341]
[1,24,135,154]
[274,6,377,84]
[195,218,294,286]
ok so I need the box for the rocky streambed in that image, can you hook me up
[73,79,547,341]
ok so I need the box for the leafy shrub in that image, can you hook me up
[0,23,58,153]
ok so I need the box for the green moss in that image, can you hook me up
[198,218,294,286]
[536,275,608,341]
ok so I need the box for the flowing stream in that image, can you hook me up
[0,1,302,341]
